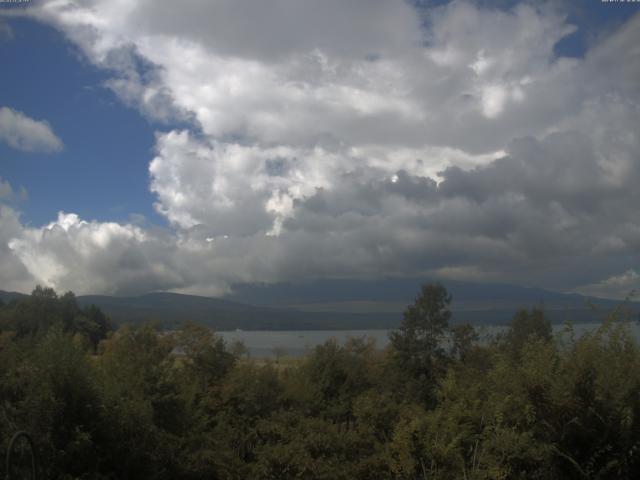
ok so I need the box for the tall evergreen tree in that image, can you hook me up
[389,283,452,404]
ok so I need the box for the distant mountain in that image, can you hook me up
[227,278,639,326]
[0,289,394,330]
[227,277,587,305]
[1,279,637,330]
[75,292,395,330]
[0,290,27,303]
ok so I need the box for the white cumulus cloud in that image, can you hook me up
[576,270,640,300]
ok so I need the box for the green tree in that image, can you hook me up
[292,337,376,424]
[0,286,111,348]
[2,327,104,479]
[501,307,552,356]
[175,321,236,389]
[450,323,479,361]
[95,323,183,479]
[389,283,452,404]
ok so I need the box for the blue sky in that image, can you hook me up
[0,1,639,297]
[0,17,161,226]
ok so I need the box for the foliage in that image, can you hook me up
[0,286,111,349]
[499,307,552,357]
[389,283,452,405]
[1,284,640,479]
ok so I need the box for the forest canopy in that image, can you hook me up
[1,285,639,479]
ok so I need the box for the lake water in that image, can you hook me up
[219,322,640,358]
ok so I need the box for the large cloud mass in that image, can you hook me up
[1,1,639,298]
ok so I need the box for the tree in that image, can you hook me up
[450,323,479,361]
[175,321,236,388]
[502,307,552,356]
[389,283,452,404]
[95,323,182,479]
[13,327,103,479]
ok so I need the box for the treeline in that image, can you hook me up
[0,285,639,479]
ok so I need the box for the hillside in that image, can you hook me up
[75,292,394,330]
[227,278,639,325]
[2,279,637,330]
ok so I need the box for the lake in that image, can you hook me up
[219,321,640,358]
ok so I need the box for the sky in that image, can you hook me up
[0,0,638,299]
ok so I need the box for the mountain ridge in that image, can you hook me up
[1,279,637,330]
